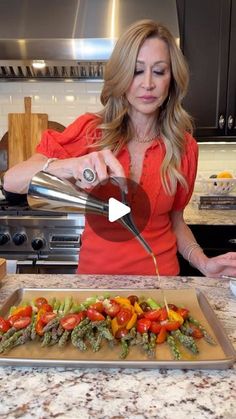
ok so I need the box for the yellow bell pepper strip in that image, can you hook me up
[111,317,120,336]
[134,301,143,314]
[168,309,184,325]
[126,312,137,330]
[114,296,131,306]
[113,296,134,313]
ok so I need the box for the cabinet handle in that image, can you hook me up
[228,239,236,244]
[218,114,225,129]
[227,115,234,130]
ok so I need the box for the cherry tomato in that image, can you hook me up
[164,321,181,331]
[8,314,23,326]
[41,303,53,312]
[127,295,139,305]
[77,311,87,321]
[167,304,178,311]
[103,299,121,318]
[34,297,48,309]
[177,308,189,320]
[12,316,31,330]
[0,316,11,333]
[116,308,133,326]
[159,308,168,321]
[11,305,33,318]
[40,312,57,324]
[150,321,162,334]
[86,308,105,322]
[60,313,86,330]
[189,324,204,339]
[156,326,167,344]
[115,327,129,339]
[139,302,150,312]
[90,301,104,313]
[144,309,162,321]
[35,319,45,336]
[136,318,151,334]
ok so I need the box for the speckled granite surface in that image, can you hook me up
[184,202,236,225]
[0,274,235,419]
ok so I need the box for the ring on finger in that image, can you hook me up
[82,167,97,183]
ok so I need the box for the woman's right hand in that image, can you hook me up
[4,150,127,194]
[67,150,127,191]
[3,150,127,195]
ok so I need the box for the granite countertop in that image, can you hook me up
[0,274,235,419]
[184,201,236,225]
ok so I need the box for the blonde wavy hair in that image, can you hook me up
[92,19,193,194]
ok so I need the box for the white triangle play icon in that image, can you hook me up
[108,197,131,222]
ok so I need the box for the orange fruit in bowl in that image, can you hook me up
[217,171,234,179]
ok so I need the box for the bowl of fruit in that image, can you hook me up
[201,171,236,195]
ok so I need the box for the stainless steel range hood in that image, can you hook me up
[0,0,180,81]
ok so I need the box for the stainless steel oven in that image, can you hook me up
[0,201,85,273]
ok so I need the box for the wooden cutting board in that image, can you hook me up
[8,97,48,167]
[0,258,6,280]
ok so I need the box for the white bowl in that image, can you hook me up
[230,280,236,297]
[201,178,236,195]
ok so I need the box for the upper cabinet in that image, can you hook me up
[177,0,236,141]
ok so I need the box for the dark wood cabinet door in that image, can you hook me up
[177,0,235,140]
[226,0,236,136]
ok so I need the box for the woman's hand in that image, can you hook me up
[202,252,236,278]
[3,150,127,195]
[71,150,127,191]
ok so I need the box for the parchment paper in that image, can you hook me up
[0,288,226,362]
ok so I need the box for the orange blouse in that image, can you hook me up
[36,113,198,275]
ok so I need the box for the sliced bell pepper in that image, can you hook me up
[111,317,120,336]
[113,296,132,306]
[168,309,184,325]
[134,301,144,315]
[126,312,137,330]
[156,326,167,344]
[146,297,161,310]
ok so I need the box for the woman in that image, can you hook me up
[3,19,236,277]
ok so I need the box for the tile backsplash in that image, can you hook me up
[0,81,235,180]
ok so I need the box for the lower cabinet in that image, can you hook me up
[178,225,236,276]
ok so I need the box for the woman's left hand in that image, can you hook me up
[203,252,236,278]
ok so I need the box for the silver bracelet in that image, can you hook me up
[42,158,58,172]
[187,244,202,266]
[183,242,201,260]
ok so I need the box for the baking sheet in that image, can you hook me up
[0,288,235,369]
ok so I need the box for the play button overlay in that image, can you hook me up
[85,177,151,242]
[108,197,130,222]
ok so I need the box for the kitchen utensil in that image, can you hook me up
[8,97,48,167]
[0,258,6,280]
[27,171,153,255]
[1,119,65,173]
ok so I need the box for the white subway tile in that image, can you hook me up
[0,83,23,94]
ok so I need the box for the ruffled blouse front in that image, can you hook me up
[36,113,198,275]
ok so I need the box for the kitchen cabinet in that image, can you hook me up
[178,224,236,275]
[177,0,236,140]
